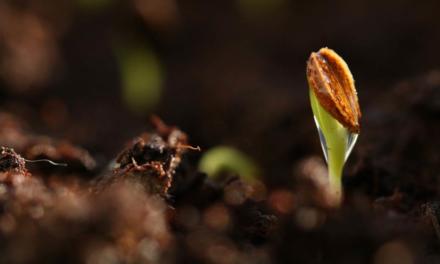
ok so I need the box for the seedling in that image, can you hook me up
[306,47,361,206]
[199,146,259,182]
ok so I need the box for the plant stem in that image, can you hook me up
[310,89,348,205]
[327,132,345,204]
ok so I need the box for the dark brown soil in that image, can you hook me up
[1,0,440,263]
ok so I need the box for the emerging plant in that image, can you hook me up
[306,47,361,206]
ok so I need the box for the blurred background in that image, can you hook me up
[1,0,440,187]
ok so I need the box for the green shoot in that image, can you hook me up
[307,47,361,206]
[310,89,348,204]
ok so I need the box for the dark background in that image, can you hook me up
[1,0,439,187]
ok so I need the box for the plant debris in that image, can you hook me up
[94,117,190,196]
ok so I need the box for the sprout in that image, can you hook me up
[198,146,259,182]
[115,43,163,115]
[306,47,361,206]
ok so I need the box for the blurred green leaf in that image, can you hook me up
[116,44,163,115]
[199,146,260,182]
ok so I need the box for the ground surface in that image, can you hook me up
[1,0,440,263]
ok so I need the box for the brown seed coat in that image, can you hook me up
[307,47,361,133]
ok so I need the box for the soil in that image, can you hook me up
[1,1,440,263]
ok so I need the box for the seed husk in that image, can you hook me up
[306,47,361,133]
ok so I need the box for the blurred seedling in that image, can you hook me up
[199,146,259,183]
[306,47,361,207]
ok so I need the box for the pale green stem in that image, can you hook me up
[309,89,348,205]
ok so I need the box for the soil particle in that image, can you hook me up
[95,118,190,196]
[0,147,26,174]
